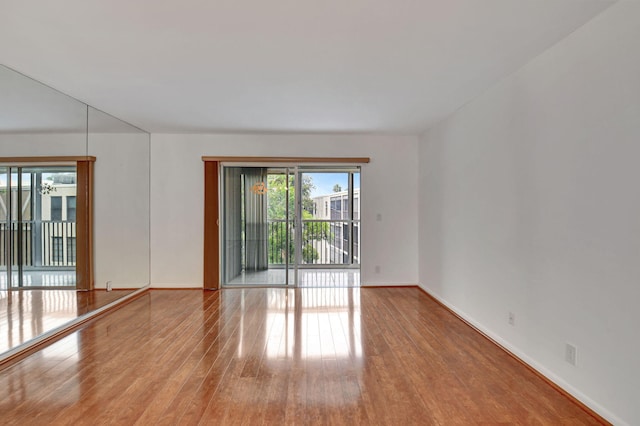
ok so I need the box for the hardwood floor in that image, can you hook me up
[0,288,605,425]
[0,289,136,354]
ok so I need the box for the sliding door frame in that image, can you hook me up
[202,156,369,289]
[0,156,95,291]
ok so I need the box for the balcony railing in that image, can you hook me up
[0,221,76,268]
[268,219,359,266]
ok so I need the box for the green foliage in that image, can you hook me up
[266,174,292,220]
[267,174,316,218]
[266,174,330,264]
[267,221,294,264]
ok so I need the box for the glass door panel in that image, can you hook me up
[222,166,292,285]
[2,166,77,289]
[266,169,292,270]
[286,168,297,285]
[298,169,360,267]
[0,167,7,290]
[9,170,27,287]
[32,167,77,287]
[353,171,361,265]
[266,167,295,285]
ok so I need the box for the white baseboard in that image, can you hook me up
[418,283,624,426]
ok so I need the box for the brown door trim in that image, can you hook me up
[202,156,369,164]
[203,161,220,290]
[0,156,96,164]
[76,159,95,290]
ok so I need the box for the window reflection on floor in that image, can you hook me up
[229,287,362,361]
[0,271,76,289]
[227,269,360,287]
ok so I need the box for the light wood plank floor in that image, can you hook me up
[0,288,604,425]
[0,289,136,354]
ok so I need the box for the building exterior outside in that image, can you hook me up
[39,174,77,268]
[311,189,360,265]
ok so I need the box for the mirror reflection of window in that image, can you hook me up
[66,196,76,222]
[51,196,62,221]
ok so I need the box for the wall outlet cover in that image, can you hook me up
[565,343,578,366]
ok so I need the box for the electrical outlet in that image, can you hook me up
[374,265,381,274]
[565,343,578,366]
[508,312,515,326]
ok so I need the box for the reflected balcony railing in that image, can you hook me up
[268,219,359,266]
[0,221,76,268]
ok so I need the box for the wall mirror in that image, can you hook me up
[0,64,150,359]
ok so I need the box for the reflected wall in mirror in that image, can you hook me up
[0,64,150,359]
[0,64,87,155]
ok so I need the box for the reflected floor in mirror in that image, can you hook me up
[0,271,76,289]
[0,289,135,354]
[226,268,360,287]
[0,288,603,424]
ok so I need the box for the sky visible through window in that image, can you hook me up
[305,172,360,198]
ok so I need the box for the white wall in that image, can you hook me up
[0,133,85,156]
[418,3,640,425]
[88,133,150,289]
[150,134,419,288]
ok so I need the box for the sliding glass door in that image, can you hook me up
[222,166,295,285]
[221,164,360,286]
[1,166,77,289]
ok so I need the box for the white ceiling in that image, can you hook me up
[0,0,613,134]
